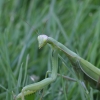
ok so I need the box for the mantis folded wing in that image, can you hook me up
[38,35,100,90]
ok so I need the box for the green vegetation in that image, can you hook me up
[0,0,100,100]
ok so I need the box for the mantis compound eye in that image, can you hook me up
[38,35,48,49]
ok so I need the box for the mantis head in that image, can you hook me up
[38,35,48,49]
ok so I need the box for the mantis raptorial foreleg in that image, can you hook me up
[16,50,58,100]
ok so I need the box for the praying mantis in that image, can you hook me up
[16,34,100,100]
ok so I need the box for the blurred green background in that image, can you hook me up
[0,0,100,100]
